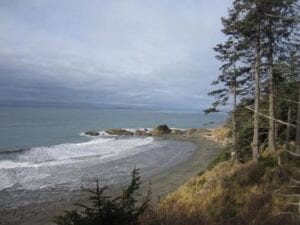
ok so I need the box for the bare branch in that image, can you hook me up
[244,106,297,128]
[287,150,300,157]
[291,178,300,184]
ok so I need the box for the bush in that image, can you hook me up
[141,204,207,225]
[260,156,278,169]
[207,146,231,170]
[208,190,239,224]
[197,171,205,176]
[54,168,149,225]
[234,162,265,186]
[242,192,272,223]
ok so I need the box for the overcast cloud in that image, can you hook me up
[0,0,232,110]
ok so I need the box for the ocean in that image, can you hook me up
[0,105,224,151]
[0,105,224,210]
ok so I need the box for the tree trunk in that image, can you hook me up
[286,104,292,150]
[232,72,238,162]
[296,84,300,153]
[267,22,276,153]
[252,25,261,162]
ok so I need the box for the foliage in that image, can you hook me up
[206,0,299,161]
[55,168,149,225]
[207,146,231,170]
[233,162,265,186]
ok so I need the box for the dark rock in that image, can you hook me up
[135,129,151,136]
[85,131,100,136]
[105,129,134,136]
[151,125,171,136]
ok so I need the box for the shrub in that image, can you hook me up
[141,204,207,225]
[242,192,272,224]
[207,146,231,170]
[54,168,149,225]
[197,171,205,176]
[234,162,265,186]
[260,156,277,169]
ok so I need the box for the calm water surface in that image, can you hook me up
[0,106,224,151]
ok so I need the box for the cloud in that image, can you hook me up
[0,0,232,109]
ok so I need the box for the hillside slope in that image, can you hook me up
[143,154,300,225]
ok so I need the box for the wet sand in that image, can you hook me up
[144,134,220,199]
[0,131,220,225]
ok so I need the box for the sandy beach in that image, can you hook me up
[143,132,220,198]
[0,130,220,225]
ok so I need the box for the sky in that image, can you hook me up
[0,0,233,110]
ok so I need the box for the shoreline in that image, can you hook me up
[1,130,220,225]
[141,133,220,199]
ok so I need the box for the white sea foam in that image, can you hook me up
[0,136,196,196]
[0,160,32,169]
[0,136,156,190]
[170,128,188,131]
[80,131,117,137]
[0,137,154,169]
[122,128,153,133]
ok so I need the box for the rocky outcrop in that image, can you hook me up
[171,129,185,134]
[186,128,198,134]
[85,126,209,138]
[151,125,171,136]
[85,131,100,136]
[105,129,134,136]
[135,129,151,136]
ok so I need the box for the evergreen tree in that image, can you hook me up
[297,84,300,153]
[258,0,297,152]
[54,168,149,225]
[207,0,263,161]
[276,46,299,149]
[208,0,298,160]
[207,35,251,161]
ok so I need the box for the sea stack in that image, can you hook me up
[151,125,171,136]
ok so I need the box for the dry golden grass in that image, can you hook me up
[142,155,300,225]
[202,126,230,146]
